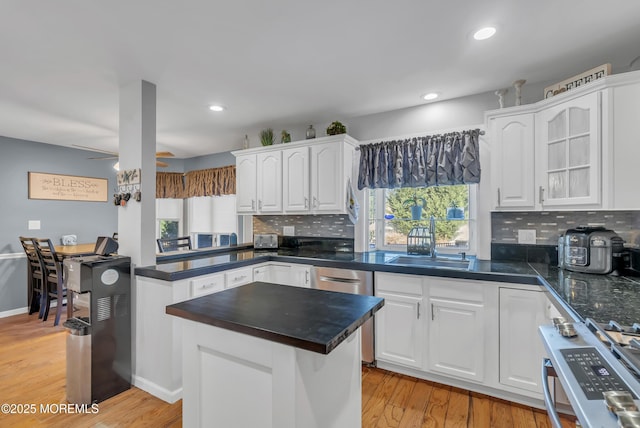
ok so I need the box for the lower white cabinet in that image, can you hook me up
[375,273,424,369]
[427,278,487,383]
[190,272,225,298]
[498,287,552,395]
[224,266,253,289]
[253,262,312,288]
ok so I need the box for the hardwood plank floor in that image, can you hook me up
[0,313,575,427]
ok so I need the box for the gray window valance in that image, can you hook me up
[357,129,482,190]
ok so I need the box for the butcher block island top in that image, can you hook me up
[166,281,384,354]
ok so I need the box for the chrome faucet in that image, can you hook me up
[429,215,437,258]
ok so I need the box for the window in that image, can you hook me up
[368,184,476,253]
[158,219,180,239]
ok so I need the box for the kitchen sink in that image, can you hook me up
[385,255,473,270]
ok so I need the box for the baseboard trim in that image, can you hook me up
[132,375,182,404]
[0,307,29,318]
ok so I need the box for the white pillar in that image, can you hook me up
[118,80,157,267]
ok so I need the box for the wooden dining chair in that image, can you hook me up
[157,236,192,253]
[33,238,67,326]
[19,236,45,318]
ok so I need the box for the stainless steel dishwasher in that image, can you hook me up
[312,267,375,364]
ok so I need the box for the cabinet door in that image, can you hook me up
[536,91,600,207]
[499,288,548,395]
[287,264,312,288]
[282,147,310,212]
[490,114,535,209]
[428,297,485,382]
[256,151,282,212]
[375,291,424,369]
[311,143,343,213]
[236,154,257,213]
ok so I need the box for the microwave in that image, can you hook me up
[191,233,234,249]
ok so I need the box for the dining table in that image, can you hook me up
[54,243,97,259]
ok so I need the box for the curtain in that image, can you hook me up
[184,165,236,197]
[357,129,481,190]
[156,172,185,198]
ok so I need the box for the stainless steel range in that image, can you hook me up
[540,318,640,427]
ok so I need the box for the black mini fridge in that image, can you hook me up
[63,254,132,404]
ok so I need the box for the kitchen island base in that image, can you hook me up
[181,318,362,428]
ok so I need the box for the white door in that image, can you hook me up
[311,143,343,213]
[282,146,310,212]
[491,113,536,209]
[428,297,485,382]
[499,287,548,395]
[256,151,282,213]
[236,154,257,213]
[536,91,601,207]
[375,291,424,369]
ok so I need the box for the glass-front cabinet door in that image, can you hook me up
[536,91,600,207]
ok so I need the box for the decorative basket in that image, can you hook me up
[407,226,433,255]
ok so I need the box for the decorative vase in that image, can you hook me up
[410,206,423,220]
[446,206,465,220]
[306,125,316,139]
[513,79,526,106]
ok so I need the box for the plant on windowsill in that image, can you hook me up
[446,201,465,220]
[404,193,426,220]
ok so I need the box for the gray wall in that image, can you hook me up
[0,136,120,313]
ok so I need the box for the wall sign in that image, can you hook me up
[28,172,108,202]
[544,63,611,99]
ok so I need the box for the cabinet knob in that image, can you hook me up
[258,200,263,210]
[497,188,501,207]
[539,186,545,205]
[304,197,309,209]
[251,199,256,210]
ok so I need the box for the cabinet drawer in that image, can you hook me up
[225,267,253,288]
[375,272,423,295]
[190,273,225,297]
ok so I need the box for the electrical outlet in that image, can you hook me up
[518,229,537,244]
[283,226,295,236]
[28,220,41,230]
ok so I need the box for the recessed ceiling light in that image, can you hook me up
[209,105,225,112]
[473,26,496,41]
[423,93,439,101]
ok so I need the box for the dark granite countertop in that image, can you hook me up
[139,248,640,326]
[166,281,385,354]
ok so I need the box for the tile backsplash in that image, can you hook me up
[254,215,354,239]
[491,211,640,248]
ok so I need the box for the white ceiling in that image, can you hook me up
[2,1,640,158]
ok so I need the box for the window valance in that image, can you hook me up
[357,129,482,190]
[156,165,236,198]
[156,172,185,199]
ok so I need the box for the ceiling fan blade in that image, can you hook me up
[88,156,118,160]
[155,151,175,158]
[156,160,169,167]
[72,144,118,156]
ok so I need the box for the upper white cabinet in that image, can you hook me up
[490,113,536,209]
[236,152,283,214]
[536,91,600,208]
[487,70,640,211]
[233,135,358,216]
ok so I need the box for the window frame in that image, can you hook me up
[369,184,478,255]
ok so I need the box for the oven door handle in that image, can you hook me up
[541,358,563,428]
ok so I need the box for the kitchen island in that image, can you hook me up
[166,281,384,428]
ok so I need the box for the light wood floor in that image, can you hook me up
[0,312,575,427]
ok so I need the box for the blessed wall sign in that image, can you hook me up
[28,172,108,202]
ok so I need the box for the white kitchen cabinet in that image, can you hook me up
[374,273,425,369]
[253,262,312,288]
[499,287,551,396]
[427,278,487,383]
[224,266,253,289]
[190,272,226,298]
[282,146,310,212]
[490,113,536,209]
[310,142,345,213]
[235,154,257,213]
[536,91,600,208]
[235,151,282,213]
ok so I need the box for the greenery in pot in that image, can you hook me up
[281,130,291,143]
[260,128,274,146]
[326,121,347,135]
[403,193,426,220]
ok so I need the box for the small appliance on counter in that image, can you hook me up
[558,226,627,274]
[254,233,278,249]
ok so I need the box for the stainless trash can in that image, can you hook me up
[63,317,91,404]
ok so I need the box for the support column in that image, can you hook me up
[118,80,157,267]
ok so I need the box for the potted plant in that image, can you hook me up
[404,193,426,220]
[281,130,291,144]
[446,201,465,219]
[260,128,274,146]
[326,121,347,135]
